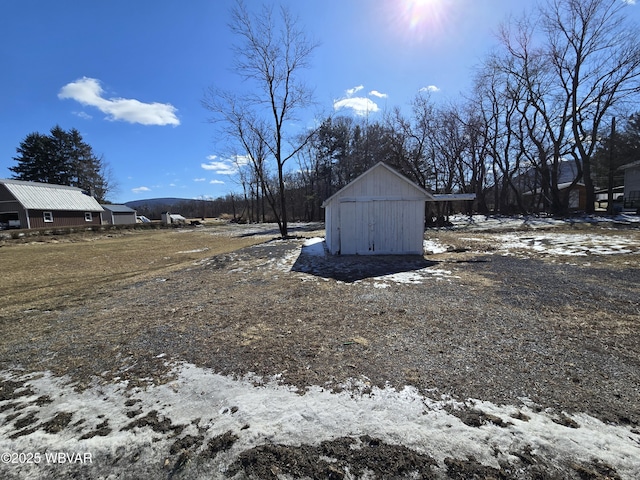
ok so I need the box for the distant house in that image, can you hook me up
[523,182,587,211]
[101,204,137,225]
[620,160,640,211]
[488,160,586,212]
[0,179,103,230]
[322,162,435,255]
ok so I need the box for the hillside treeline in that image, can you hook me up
[195,110,637,224]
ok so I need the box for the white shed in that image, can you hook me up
[321,162,435,255]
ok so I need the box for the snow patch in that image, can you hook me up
[374,268,456,285]
[302,237,326,257]
[1,364,639,479]
[423,239,448,254]
[495,232,639,256]
[176,248,209,254]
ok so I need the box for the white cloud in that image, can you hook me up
[194,178,206,182]
[132,186,151,194]
[201,156,238,175]
[420,85,441,93]
[233,154,252,168]
[369,90,388,98]
[622,0,635,5]
[202,162,236,175]
[334,97,380,116]
[73,111,92,120]
[201,154,252,175]
[333,85,383,116]
[210,179,225,185]
[346,85,364,96]
[58,77,180,126]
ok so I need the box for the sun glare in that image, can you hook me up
[391,0,453,43]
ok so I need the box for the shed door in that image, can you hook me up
[339,199,423,255]
[339,200,370,254]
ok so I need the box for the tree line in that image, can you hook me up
[204,0,640,236]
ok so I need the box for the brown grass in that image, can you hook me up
[0,227,266,317]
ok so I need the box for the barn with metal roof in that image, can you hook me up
[0,179,104,230]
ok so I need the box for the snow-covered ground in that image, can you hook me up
[290,215,640,286]
[2,363,639,479]
[446,213,640,231]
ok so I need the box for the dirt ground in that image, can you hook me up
[1,219,639,479]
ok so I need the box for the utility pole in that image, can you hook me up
[607,117,616,215]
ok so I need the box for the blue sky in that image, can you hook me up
[2,0,638,204]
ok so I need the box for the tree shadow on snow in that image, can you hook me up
[291,240,438,283]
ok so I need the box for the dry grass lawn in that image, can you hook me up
[0,225,268,317]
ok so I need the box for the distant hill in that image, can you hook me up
[124,198,193,209]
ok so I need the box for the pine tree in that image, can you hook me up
[9,132,54,182]
[593,113,640,188]
[10,125,112,202]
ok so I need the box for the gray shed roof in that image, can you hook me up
[0,179,104,211]
[101,204,136,214]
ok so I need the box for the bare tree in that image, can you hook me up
[203,1,318,237]
[385,93,437,191]
[473,55,532,214]
[497,0,640,214]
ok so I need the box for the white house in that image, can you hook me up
[620,160,640,211]
[321,162,435,255]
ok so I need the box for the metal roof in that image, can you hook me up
[619,160,640,170]
[101,204,136,214]
[0,179,104,211]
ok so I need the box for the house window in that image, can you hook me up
[85,212,93,222]
[43,212,53,223]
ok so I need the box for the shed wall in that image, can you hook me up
[102,211,137,225]
[337,199,424,254]
[111,213,137,225]
[338,166,425,199]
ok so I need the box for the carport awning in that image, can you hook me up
[431,194,476,201]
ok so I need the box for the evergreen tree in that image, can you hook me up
[9,132,53,182]
[593,113,640,189]
[10,125,112,202]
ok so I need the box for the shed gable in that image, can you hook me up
[322,162,433,207]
